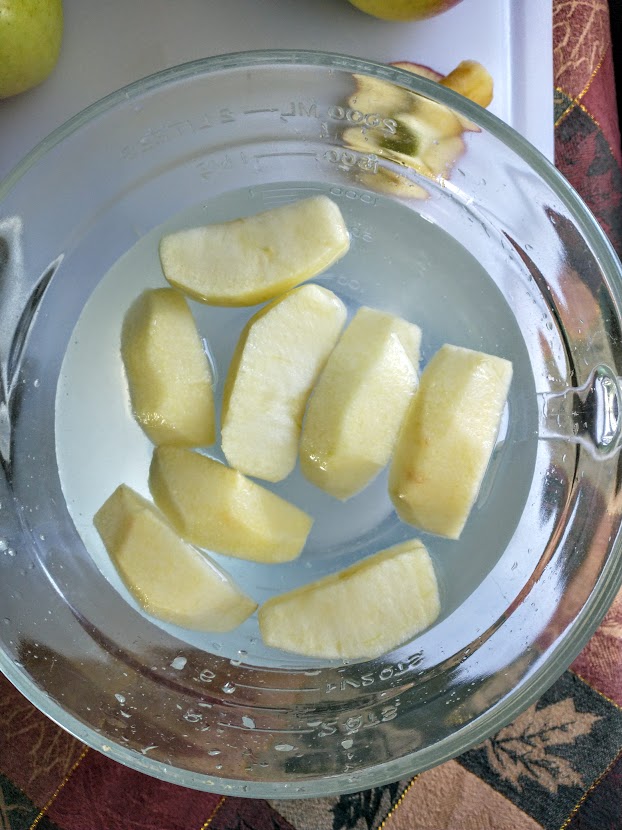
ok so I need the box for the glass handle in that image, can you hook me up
[538,365,621,458]
[0,216,61,470]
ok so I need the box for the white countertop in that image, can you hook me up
[0,0,553,182]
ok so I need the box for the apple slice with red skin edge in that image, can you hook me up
[389,114,467,177]
[391,60,488,131]
[342,124,431,198]
[347,74,415,117]
[420,135,466,178]
[391,61,443,82]
[343,59,493,195]
[357,165,430,199]
[346,63,445,126]
[344,111,465,184]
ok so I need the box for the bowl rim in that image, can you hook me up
[2,48,622,798]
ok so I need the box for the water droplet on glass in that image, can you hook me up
[33,379,40,388]
[170,656,187,670]
[0,540,7,552]
[208,749,221,756]
[222,682,236,694]
[274,743,294,752]
[2,618,9,625]
[341,738,354,749]
[242,716,256,729]
[115,693,126,704]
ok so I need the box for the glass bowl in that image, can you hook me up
[1,50,622,799]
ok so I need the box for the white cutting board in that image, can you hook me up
[0,0,553,180]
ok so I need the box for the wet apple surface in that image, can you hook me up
[55,181,531,665]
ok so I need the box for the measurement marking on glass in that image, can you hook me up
[218,723,316,734]
[254,152,317,159]
[260,189,324,199]
[243,108,279,115]
[259,186,324,192]
[233,682,321,693]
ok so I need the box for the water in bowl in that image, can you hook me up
[55,180,536,666]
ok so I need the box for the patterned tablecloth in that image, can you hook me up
[1,2,621,829]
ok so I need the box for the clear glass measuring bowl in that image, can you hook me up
[1,51,622,797]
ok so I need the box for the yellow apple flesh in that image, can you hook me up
[94,485,257,631]
[149,447,313,563]
[121,288,215,447]
[258,539,440,659]
[222,284,346,482]
[0,0,63,98]
[344,60,492,196]
[389,344,512,539]
[159,196,350,306]
[300,307,421,499]
[440,60,494,108]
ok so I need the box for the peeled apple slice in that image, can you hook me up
[300,307,421,499]
[258,539,440,659]
[389,344,513,539]
[93,485,256,631]
[149,447,313,563]
[222,284,347,483]
[348,73,416,116]
[159,196,350,306]
[121,288,215,447]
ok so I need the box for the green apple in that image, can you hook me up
[222,284,347,482]
[94,485,257,632]
[0,0,63,98]
[346,0,462,21]
[389,344,512,539]
[258,539,440,659]
[159,196,350,306]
